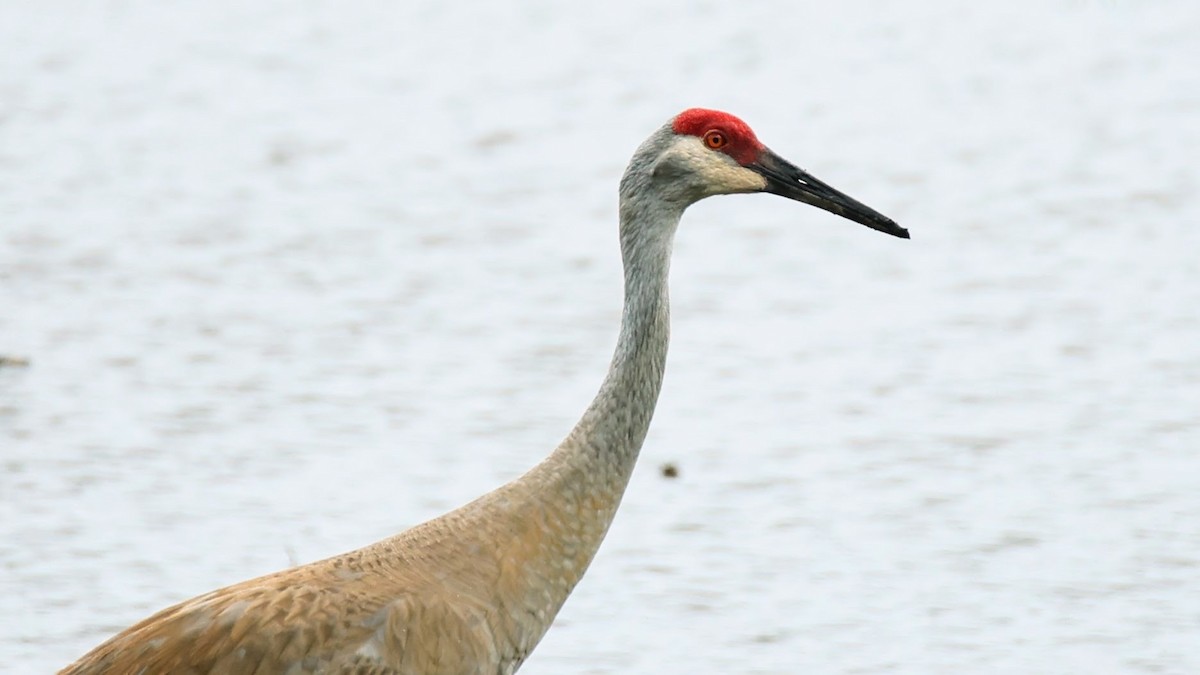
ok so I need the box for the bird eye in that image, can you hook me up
[703,130,727,149]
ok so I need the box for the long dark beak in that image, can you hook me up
[751,148,909,239]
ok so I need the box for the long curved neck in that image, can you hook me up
[556,180,683,484]
[483,182,684,608]
[556,130,685,476]
[415,144,688,661]
[573,189,681,446]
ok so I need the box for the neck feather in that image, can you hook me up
[431,143,687,657]
[559,179,683,475]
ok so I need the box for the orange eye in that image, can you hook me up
[703,130,727,149]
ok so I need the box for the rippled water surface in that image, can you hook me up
[3,2,1198,673]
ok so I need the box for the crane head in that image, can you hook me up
[664,108,908,239]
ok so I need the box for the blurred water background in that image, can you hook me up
[2,1,1198,673]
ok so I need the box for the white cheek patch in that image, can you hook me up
[715,164,768,194]
[652,137,768,201]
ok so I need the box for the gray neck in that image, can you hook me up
[557,129,684,483]
[434,126,689,660]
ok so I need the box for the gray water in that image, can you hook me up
[2,2,1198,673]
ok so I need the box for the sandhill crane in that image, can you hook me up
[61,108,908,675]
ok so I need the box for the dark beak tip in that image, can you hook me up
[861,215,909,240]
[754,153,909,241]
